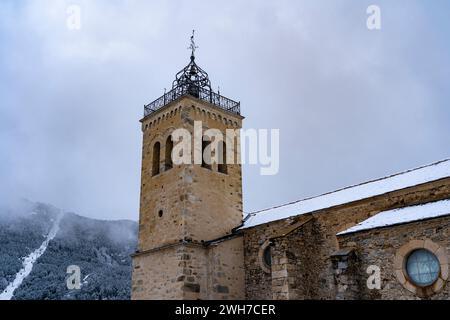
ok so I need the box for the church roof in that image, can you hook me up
[242,158,450,229]
[337,199,450,235]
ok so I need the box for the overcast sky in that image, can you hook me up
[1,0,449,221]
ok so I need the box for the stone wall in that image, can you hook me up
[138,102,187,252]
[243,178,450,300]
[244,222,282,299]
[179,100,244,242]
[338,216,450,299]
[330,248,363,300]
[271,218,325,299]
[131,245,185,300]
[132,236,245,300]
[206,236,246,299]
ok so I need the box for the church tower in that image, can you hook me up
[131,33,245,300]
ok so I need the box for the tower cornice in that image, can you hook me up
[141,93,244,123]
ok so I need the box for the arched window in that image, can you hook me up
[218,141,227,174]
[165,135,173,171]
[263,246,272,269]
[152,142,160,176]
[201,137,212,170]
[259,241,272,274]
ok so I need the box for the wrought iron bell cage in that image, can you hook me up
[143,32,240,117]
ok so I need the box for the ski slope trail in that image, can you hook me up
[0,212,63,300]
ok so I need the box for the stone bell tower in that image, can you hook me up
[131,32,245,300]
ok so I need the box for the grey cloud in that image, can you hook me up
[0,0,449,220]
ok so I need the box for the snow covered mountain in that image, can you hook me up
[0,200,137,300]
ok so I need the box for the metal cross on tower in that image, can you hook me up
[188,30,199,59]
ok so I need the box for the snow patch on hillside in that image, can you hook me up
[0,211,63,300]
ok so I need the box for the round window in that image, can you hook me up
[405,249,440,287]
[263,246,272,268]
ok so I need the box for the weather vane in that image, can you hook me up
[188,29,199,58]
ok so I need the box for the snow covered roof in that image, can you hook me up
[242,159,450,229]
[337,199,450,235]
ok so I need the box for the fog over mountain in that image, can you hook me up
[0,200,137,300]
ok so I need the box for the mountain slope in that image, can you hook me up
[0,201,137,300]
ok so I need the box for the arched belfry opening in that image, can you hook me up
[165,135,173,171]
[218,141,227,174]
[152,142,160,176]
[201,136,212,170]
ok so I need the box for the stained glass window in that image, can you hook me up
[406,249,440,287]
